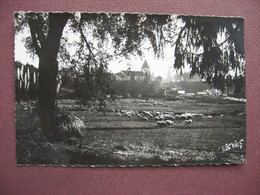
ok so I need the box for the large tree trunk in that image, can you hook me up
[38,13,70,120]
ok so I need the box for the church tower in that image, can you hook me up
[141,59,150,76]
[141,59,150,82]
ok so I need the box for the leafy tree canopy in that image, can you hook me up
[14,12,245,108]
[174,15,245,93]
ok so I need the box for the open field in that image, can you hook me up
[16,96,246,166]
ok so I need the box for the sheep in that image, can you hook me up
[175,115,181,120]
[159,115,165,120]
[180,114,187,120]
[164,111,174,115]
[143,111,153,118]
[165,120,174,125]
[194,113,204,118]
[157,120,167,127]
[164,114,175,120]
[137,113,143,118]
[155,111,161,115]
[126,114,133,118]
[185,113,194,119]
[185,119,192,124]
[143,117,149,121]
[155,116,161,120]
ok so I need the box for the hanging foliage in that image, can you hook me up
[174,15,245,95]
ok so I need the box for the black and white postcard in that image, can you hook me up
[15,12,246,166]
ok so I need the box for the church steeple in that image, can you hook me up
[141,59,150,82]
[141,59,150,74]
[142,59,149,69]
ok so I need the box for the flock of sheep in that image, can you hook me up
[56,100,212,128]
[112,108,208,127]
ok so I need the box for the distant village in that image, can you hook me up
[113,59,225,98]
[115,60,151,83]
[15,59,235,101]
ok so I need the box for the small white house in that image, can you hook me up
[197,91,208,95]
[178,90,185,95]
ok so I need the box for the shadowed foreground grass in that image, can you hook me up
[16,97,246,166]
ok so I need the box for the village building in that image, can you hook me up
[115,59,150,83]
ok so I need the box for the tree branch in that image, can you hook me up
[78,21,99,67]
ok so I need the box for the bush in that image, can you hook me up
[74,63,115,114]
